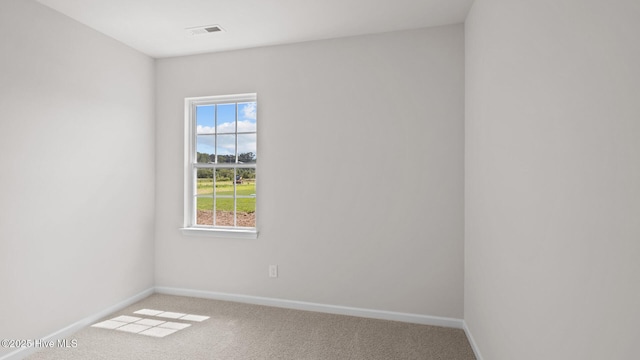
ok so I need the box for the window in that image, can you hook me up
[182,93,257,238]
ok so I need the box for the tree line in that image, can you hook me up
[197,152,256,164]
[197,152,256,181]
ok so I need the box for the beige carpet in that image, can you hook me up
[27,294,476,359]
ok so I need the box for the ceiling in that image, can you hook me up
[36,0,474,58]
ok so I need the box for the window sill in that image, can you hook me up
[180,227,258,239]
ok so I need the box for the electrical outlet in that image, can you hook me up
[269,265,278,278]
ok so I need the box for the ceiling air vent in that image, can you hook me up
[186,25,224,36]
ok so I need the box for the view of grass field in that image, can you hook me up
[196,178,256,227]
[196,179,256,211]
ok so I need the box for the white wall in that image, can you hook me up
[155,25,465,318]
[0,1,155,355]
[465,0,640,359]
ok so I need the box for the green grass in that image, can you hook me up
[197,180,255,195]
[196,180,256,212]
[196,197,255,213]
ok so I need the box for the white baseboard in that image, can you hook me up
[463,320,484,360]
[0,287,154,360]
[155,286,464,329]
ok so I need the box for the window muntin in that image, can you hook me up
[185,94,257,233]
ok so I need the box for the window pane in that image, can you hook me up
[196,105,215,134]
[196,196,213,225]
[197,169,214,195]
[215,168,235,195]
[237,134,256,163]
[216,103,236,134]
[217,134,236,163]
[238,102,257,132]
[236,168,256,228]
[236,168,256,191]
[237,198,256,228]
[196,135,215,163]
[215,198,234,227]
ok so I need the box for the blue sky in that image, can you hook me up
[196,102,257,161]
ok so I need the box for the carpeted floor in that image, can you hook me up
[27,294,476,359]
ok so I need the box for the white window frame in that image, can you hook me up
[181,93,258,239]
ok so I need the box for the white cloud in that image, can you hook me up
[242,102,257,120]
[199,120,255,134]
[216,121,235,133]
[197,125,215,134]
[213,134,232,153]
[238,134,256,155]
[238,120,256,132]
